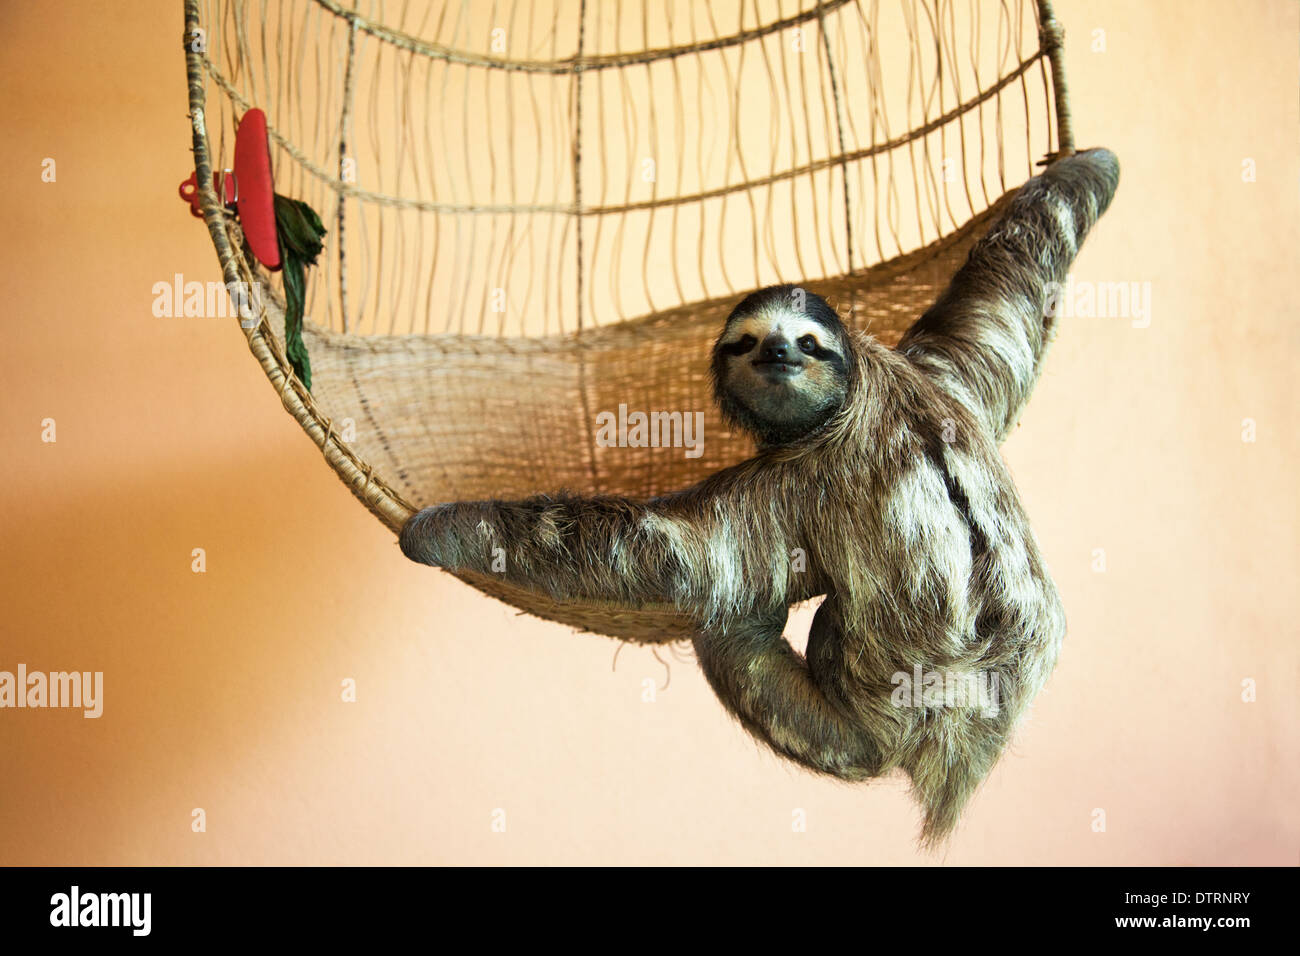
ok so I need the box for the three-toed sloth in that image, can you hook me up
[401,148,1120,845]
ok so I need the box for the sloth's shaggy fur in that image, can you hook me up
[401,148,1120,845]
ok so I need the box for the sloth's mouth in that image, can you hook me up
[751,359,804,377]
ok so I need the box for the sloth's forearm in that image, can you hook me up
[900,148,1120,437]
[399,494,693,607]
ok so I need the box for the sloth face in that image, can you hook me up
[711,285,854,446]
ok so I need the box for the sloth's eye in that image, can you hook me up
[797,334,818,355]
[718,333,757,357]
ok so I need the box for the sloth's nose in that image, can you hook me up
[760,336,789,362]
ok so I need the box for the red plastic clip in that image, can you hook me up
[178,170,237,218]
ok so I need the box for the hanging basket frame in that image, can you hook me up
[182,0,1074,643]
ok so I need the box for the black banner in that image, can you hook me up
[0,865,1292,942]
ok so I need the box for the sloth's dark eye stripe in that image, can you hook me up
[809,343,841,363]
[718,334,756,356]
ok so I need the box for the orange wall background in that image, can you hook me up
[0,0,1296,865]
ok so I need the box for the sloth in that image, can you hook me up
[400,148,1120,844]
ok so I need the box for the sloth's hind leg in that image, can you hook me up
[692,607,882,781]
